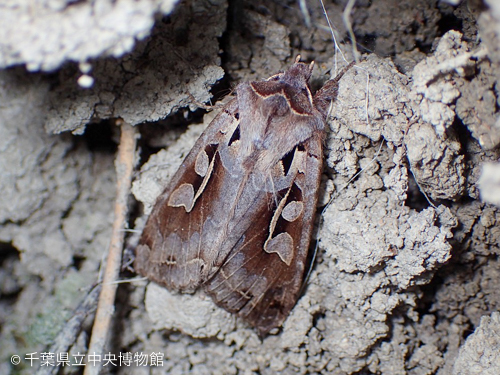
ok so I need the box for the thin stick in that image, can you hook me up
[343,0,360,62]
[83,120,137,375]
[298,0,311,27]
[35,285,101,375]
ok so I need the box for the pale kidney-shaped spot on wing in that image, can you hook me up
[281,200,303,222]
[195,150,209,177]
[168,183,195,212]
[264,232,294,266]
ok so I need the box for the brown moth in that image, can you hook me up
[134,56,353,336]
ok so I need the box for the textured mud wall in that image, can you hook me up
[0,0,499,374]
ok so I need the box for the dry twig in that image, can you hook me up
[83,120,137,375]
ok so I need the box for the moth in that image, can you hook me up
[134,56,353,336]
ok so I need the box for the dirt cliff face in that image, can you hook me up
[0,1,499,374]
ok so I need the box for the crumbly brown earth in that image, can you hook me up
[0,0,499,374]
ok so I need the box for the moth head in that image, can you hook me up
[266,55,314,88]
[253,56,316,114]
[285,55,314,85]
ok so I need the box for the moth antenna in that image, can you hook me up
[309,61,315,73]
[295,55,301,63]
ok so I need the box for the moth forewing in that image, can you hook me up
[135,57,353,335]
[203,131,324,336]
[134,98,239,292]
